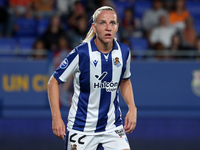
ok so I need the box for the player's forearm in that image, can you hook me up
[47,76,62,119]
[120,79,137,111]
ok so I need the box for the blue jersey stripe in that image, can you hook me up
[72,44,90,131]
[97,143,104,150]
[114,92,122,126]
[95,53,112,132]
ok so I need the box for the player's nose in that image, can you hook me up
[105,24,111,31]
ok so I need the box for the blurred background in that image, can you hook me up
[0,0,200,149]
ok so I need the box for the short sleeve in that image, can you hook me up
[123,50,131,79]
[53,49,79,83]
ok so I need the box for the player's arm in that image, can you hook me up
[47,75,65,140]
[120,78,137,133]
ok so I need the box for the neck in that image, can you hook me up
[94,38,113,53]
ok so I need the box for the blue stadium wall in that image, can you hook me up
[0,60,200,150]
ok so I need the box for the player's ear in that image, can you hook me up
[92,23,96,34]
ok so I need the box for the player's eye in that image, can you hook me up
[111,22,116,25]
[100,22,105,25]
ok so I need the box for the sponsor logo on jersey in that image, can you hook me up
[60,58,68,69]
[94,72,118,92]
[93,60,98,67]
[95,71,107,80]
[191,70,200,97]
[113,57,121,67]
[115,129,125,138]
[94,81,118,92]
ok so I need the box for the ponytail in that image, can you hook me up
[82,27,96,43]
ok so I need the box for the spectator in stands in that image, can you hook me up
[85,0,116,18]
[67,1,87,29]
[68,16,88,48]
[154,42,166,60]
[149,15,177,49]
[54,37,71,67]
[32,0,54,18]
[9,0,33,17]
[120,8,137,39]
[180,17,197,49]
[121,38,134,60]
[169,33,184,51]
[9,0,35,37]
[169,0,190,30]
[163,0,174,12]
[41,15,67,52]
[13,5,35,38]
[142,0,168,38]
[168,33,185,59]
[195,37,200,51]
[32,39,46,59]
[56,0,75,18]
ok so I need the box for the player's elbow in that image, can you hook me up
[47,76,59,90]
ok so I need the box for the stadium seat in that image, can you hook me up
[129,37,148,50]
[17,37,36,54]
[129,37,149,59]
[113,1,132,19]
[134,1,152,19]
[186,1,200,18]
[15,18,36,37]
[0,38,17,52]
[36,18,50,36]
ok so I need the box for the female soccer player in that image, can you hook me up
[47,6,137,150]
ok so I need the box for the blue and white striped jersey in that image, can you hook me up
[53,36,131,135]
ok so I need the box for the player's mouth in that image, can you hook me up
[105,33,112,37]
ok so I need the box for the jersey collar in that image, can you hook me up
[90,36,118,52]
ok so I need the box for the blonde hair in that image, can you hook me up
[82,6,117,43]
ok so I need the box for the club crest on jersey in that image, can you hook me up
[71,144,77,150]
[60,58,68,69]
[113,57,121,67]
[191,70,200,97]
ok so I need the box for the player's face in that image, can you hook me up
[92,10,119,45]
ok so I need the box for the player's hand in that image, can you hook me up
[52,117,66,140]
[124,107,137,133]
